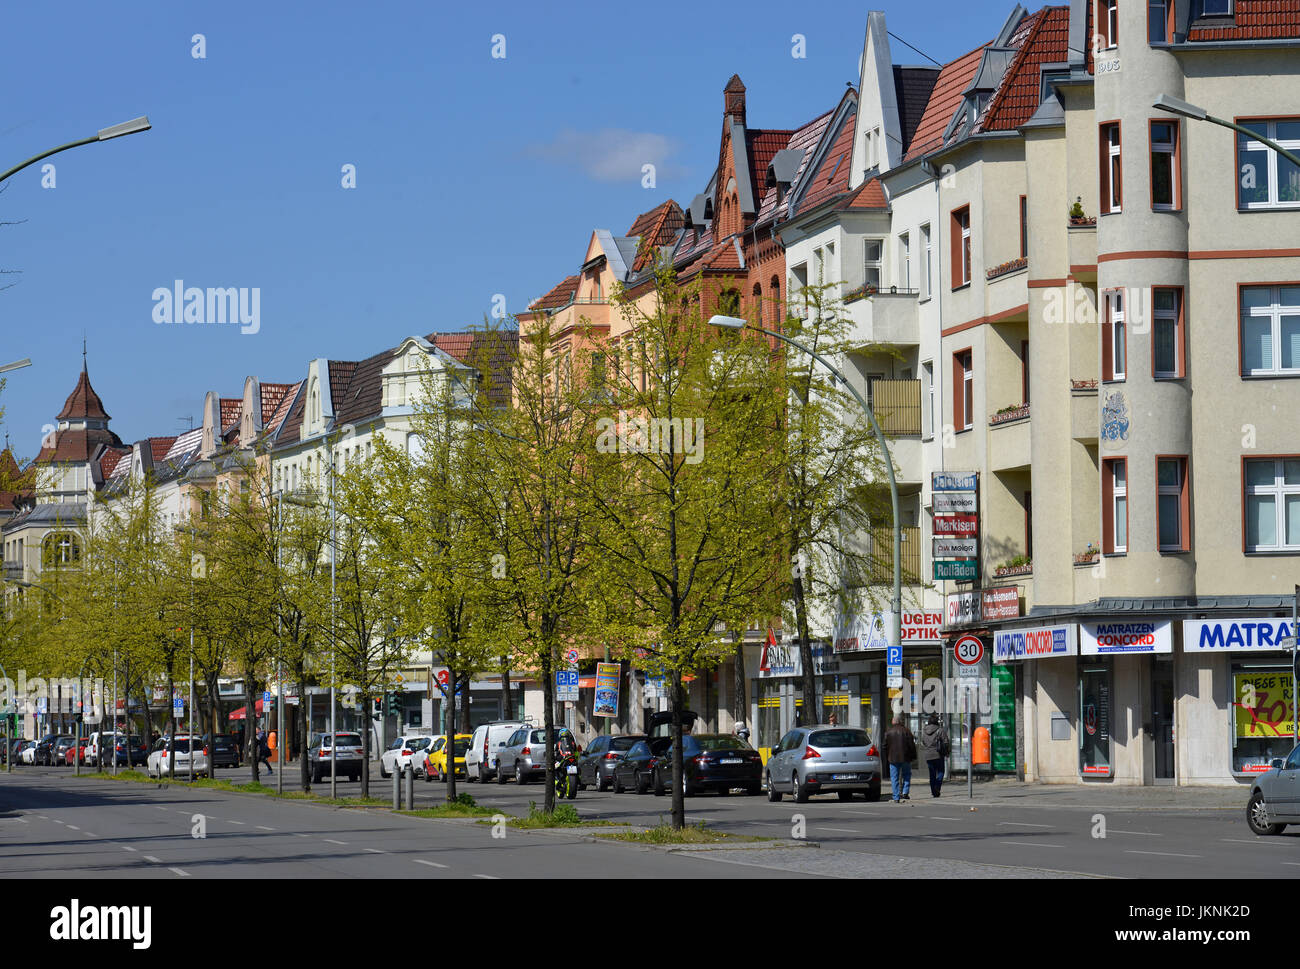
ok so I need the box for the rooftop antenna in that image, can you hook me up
[177,415,194,432]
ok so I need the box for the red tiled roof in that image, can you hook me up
[258,383,296,427]
[529,275,580,311]
[149,437,177,463]
[36,426,123,464]
[747,128,794,218]
[427,330,519,406]
[625,200,684,271]
[99,446,130,478]
[0,449,33,510]
[836,177,889,211]
[766,107,837,223]
[794,105,858,214]
[982,8,1069,132]
[903,41,992,162]
[1189,0,1300,40]
[264,381,301,435]
[55,369,111,421]
[328,361,358,411]
[219,398,241,429]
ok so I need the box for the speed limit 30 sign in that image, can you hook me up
[953,635,984,676]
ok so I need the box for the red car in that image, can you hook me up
[64,739,91,766]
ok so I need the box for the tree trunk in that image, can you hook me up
[297,661,311,793]
[443,667,457,804]
[542,650,555,814]
[733,642,746,734]
[501,662,513,720]
[244,669,258,785]
[359,692,370,800]
[165,663,176,781]
[672,672,685,829]
[791,562,818,727]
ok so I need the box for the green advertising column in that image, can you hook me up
[991,665,1016,772]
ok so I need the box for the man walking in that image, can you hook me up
[256,728,273,774]
[919,713,950,798]
[882,714,917,803]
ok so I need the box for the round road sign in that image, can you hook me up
[564,648,579,665]
[954,635,984,666]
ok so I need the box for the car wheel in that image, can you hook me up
[793,772,808,804]
[653,769,665,796]
[635,772,649,795]
[380,761,390,779]
[595,771,608,793]
[767,773,782,802]
[613,772,625,794]
[1247,791,1286,836]
[837,790,855,802]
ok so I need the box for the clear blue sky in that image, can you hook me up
[0,0,999,457]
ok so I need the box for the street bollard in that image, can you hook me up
[393,764,401,810]
[405,764,414,811]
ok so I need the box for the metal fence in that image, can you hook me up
[871,379,922,436]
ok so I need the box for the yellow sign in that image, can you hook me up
[1234,672,1295,739]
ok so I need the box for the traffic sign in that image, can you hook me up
[886,645,903,688]
[564,648,579,665]
[954,635,984,677]
[556,670,579,701]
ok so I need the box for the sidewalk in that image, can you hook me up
[929,775,1248,811]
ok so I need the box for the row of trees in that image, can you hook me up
[3,267,894,827]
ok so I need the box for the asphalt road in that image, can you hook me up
[5,763,1298,878]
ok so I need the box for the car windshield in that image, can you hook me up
[408,738,431,751]
[610,737,641,752]
[331,735,362,747]
[170,740,197,752]
[809,729,870,749]
[453,739,470,756]
[696,736,748,751]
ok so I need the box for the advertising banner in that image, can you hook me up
[934,537,978,559]
[594,662,620,717]
[991,665,1016,771]
[994,624,1079,663]
[1233,671,1295,740]
[935,560,977,581]
[932,471,977,492]
[1081,620,1172,655]
[1183,617,1296,653]
[947,591,979,626]
[981,587,1021,621]
[933,514,978,536]
[933,492,977,514]
[834,610,943,651]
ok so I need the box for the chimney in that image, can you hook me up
[724,74,746,126]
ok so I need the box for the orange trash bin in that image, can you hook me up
[972,726,991,765]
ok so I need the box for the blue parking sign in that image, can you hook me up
[887,646,902,667]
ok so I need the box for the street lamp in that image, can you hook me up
[0,359,32,375]
[0,117,151,186]
[706,314,904,687]
[1154,94,1300,168]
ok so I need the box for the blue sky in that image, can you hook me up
[0,0,1000,456]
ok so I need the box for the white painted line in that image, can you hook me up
[293,833,310,839]
[169,867,190,877]
[256,825,275,831]
[323,838,348,845]
[472,874,499,879]
[414,859,447,869]
[997,821,1051,828]
[121,846,137,853]
[65,825,80,831]
[143,855,162,863]
[819,826,860,834]
[1108,830,1162,837]
[155,806,168,811]
[1125,850,1200,858]
[227,820,245,825]
[1000,841,1064,848]
[928,816,961,821]
[82,832,96,838]
[1221,838,1270,845]
[1283,862,1300,867]
[364,848,385,854]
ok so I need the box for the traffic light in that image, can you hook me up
[371,697,382,717]
[385,693,401,718]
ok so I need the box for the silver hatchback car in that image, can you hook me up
[765,725,882,803]
[1247,743,1300,835]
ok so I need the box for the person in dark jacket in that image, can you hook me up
[881,715,917,802]
[919,713,950,798]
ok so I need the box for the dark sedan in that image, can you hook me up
[612,737,672,794]
[107,735,148,766]
[202,733,240,768]
[652,734,763,796]
[51,736,79,766]
[577,734,645,791]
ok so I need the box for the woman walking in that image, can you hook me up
[919,713,950,798]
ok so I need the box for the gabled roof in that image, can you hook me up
[902,41,991,162]
[980,7,1070,133]
[99,446,131,479]
[893,66,941,154]
[426,330,519,407]
[787,101,858,217]
[162,427,204,463]
[529,275,580,311]
[765,107,837,223]
[55,369,111,422]
[219,398,241,430]
[835,177,888,211]
[148,437,177,463]
[333,348,395,428]
[626,200,684,271]
[35,426,124,464]
[328,361,358,413]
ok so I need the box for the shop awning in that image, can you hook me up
[228,699,269,720]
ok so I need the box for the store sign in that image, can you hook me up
[833,610,942,652]
[902,611,944,644]
[935,560,977,581]
[994,624,1078,663]
[1183,618,1296,653]
[594,663,620,718]
[933,492,977,514]
[934,537,977,559]
[1233,672,1295,742]
[947,592,980,625]
[1081,620,1172,655]
[933,514,978,536]
[932,471,977,491]
[758,638,801,677]
[757,641,875,677]
[982,587,1021,621]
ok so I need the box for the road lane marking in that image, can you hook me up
[293,833,310,838]
[1283,863,1300,867]
[1221,839,1271,845]
[1108,830,1162,837]
[472,874,499,879]
[256,825,275,831]
[929,816,960,821]
[819,827,860,834]
[82,832,96,838]
[65,825,80,831]
[169,868,190,877]
[364,848,385,854]
[143,855,162,863]
[227,820,245,825]
[997,821,1051,828]
[1125,850,1200,858]
[155,807,168,811]
[323,838,348,845]
[414,859,447,869]
[1000,841,1064,848]
[121,846,137,853]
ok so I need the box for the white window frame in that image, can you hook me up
[920,223,932,300]
[1151,122,1177,210]
[959,212,971,285]
[1157,458,1184,551]
[961,354,973,431]
[1244,458,1300,552]
[1200,0,1232,15]
[1237,119,1300,211]
[1101,0,1118,49]
[1153,288,1179,378]
[1111,460,1128,553]
[1106,125,1123,212]
[863,239,883,292]
[1241,285,1300,376]
[1108,290,1126,380]
[921,361,934,439]
[898,232,910,291]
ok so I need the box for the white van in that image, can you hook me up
[466,720,528,783]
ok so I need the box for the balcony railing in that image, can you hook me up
[867,525,921,586]
[871,379,922,436]
[3,561,21,581]
[989,402,1031,426]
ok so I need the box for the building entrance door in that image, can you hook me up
[1152,662,1175,782]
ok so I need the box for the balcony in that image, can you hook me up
[868,524,922,586]
[989,401,1030,472]
[3,561,21,581]
[1068,222,1096,276]
[844,289,920,347]
[872,379,922,436]
[1070,379,1098,443]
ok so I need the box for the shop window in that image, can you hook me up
[1157,456,1190,552]
[1244,458,1300,552]
[1237,119,1300,210]
[1079,664,1112,777]
[1232,663,1294,774]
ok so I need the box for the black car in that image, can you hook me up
[612,737,674,794]
[651,734,763,796]
[107,735,149,766]
[33,734,60,766]
[577,734,645,791]
[202,733,240,768]
[1,738,26,764]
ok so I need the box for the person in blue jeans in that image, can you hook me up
[882,715,916,802]
[919,713,950,797]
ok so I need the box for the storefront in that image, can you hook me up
[995,622,1081,783]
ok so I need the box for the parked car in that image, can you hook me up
[50,736,79,766]
[380,734,434,778]
[111,736,149,767]
[466,720,528,783]
[576,734,645,791]
[6,738,32,764]
[64,738,92,766]
[1247,743,1300,835]
[20,741,38,765]
[1,738,26,764]
[85,731,123,768]
[201,733,240,769]
[612,736,674,794]
[496,727,578,785]
[651,734,763,796]
[420,734,471,781]
[764,725,882,803]
[147,736,209,778]
[307,732,363,784]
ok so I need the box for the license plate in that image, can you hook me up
[832,773,858,780]
[721,758,742,765]
[567,766,578,774]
